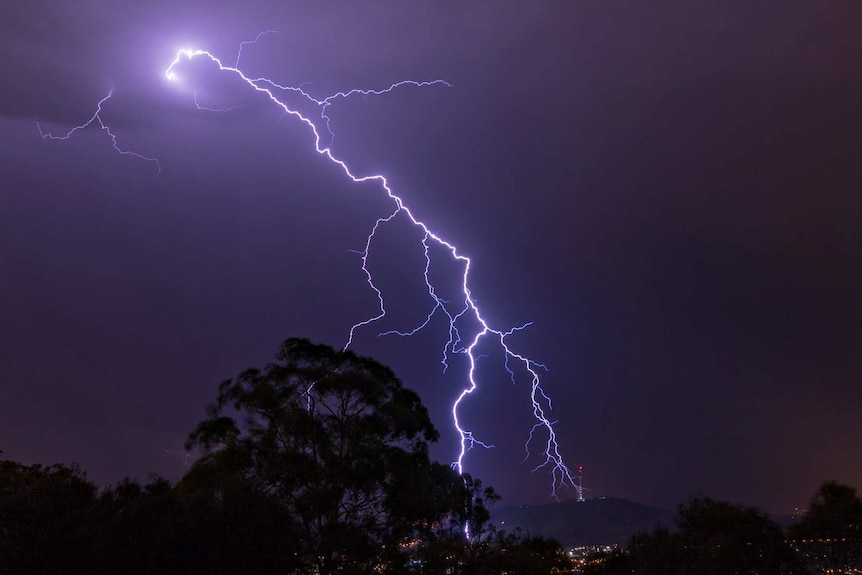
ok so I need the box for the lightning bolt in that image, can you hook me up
[37,89,161,174]
[39,37,577,498]
[235,29,281,68]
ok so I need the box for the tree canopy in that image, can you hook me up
[185,337,452,573]
[0,460,94,575]
[789,481,862,573]
[790,480,862,540]
[585,496,810,575]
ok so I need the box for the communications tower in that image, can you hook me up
[575,465,590,502]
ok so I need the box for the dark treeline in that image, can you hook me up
[2,338,860,574]
[583,481,862,575]
[0,338,568,575]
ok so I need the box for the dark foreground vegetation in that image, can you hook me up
[581,481,862,575]
[0,338,568,575]
[2,338,860,574]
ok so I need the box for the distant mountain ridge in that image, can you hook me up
[490,497,674,547]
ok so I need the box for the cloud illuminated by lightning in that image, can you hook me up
[39,37,577,498]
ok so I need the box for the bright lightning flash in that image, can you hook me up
[40,37,577,498]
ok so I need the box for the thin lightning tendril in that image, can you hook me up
[39,36,577,498]
[236,30,280,68]
[37,90,161,174]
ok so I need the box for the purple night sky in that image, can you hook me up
[1,1,860,513]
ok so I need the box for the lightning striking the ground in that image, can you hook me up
[39,37,577,497]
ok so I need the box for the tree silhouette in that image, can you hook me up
[416,473,499,574]
[86,477,183,574]
[789,481,862,573]
[0,340,569,574]
[186,337,448,574]
[585,496,809,575]
[0,459,95,575]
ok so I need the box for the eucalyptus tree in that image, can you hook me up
[186,337,451,574]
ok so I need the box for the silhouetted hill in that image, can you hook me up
[491,497,674,547]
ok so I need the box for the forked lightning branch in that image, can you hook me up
[38,35,578,498]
